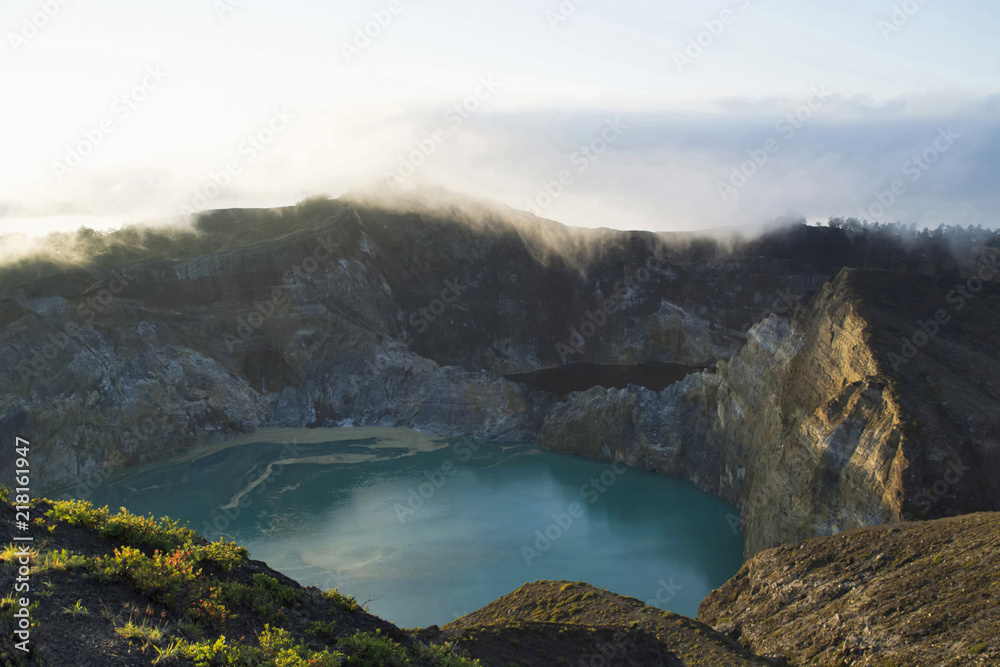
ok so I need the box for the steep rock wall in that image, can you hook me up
[540,270,909,557]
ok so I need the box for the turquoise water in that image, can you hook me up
[81,427,743,628]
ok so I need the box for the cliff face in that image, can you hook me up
[1,191,997,561]
[0,194,811,495]
[540,267,999,557]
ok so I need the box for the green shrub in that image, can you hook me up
[36,548,88,572]
[115,617,168,647]
[251,574,302,607]
[323,587,361,612]
[97,546,230,623]
[98,546,200,609]
[410,642,483,666]
[259,625,342,666]
[184,635,260,666]
[339,630,409,666]
[182,628,344,666]
[192,540,249,572]
[45,499,109,528]
[100,507,198,551]
[308,619,338,639]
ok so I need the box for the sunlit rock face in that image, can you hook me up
[1,191,997,558]
[540,266,1000,557]
[540,271,907,556]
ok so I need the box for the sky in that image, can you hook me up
[1,0,998,235]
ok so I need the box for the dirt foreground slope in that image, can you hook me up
[700,512,1000,666]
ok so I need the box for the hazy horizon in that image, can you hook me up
[3,0,998,235]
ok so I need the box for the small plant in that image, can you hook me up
[61,599,89,618]
[251,573,302,606]
[38,548,89,572]
[308,619,338,639]
[174,618,205,639]
[0,543,35,564]
[115,617,167,648]
[323,587,361,612]
[45,499,109,529]
[338,630,409,666]
[98,546,199,609]
[182,635,261,666]
[152,640,185,665]
[100,506,198,552]
[259,625,343,665]
[410,642,484,666]
[192,540,249,572]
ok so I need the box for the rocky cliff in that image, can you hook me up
[700,511,1000,666]
[540,265,1000,557]
[1,188,998,559]
[539,270,909,556]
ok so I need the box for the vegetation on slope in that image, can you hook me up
[0,487,480,666]
[0,487,783,666]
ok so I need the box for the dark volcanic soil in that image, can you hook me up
[700,512,1000,666]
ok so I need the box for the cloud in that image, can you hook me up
[2,95,997,235]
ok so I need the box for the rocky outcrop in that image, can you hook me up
[426,579,775,666]
[699,512,1000,666]
[540,268,999,557]
[0,193,813,494]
